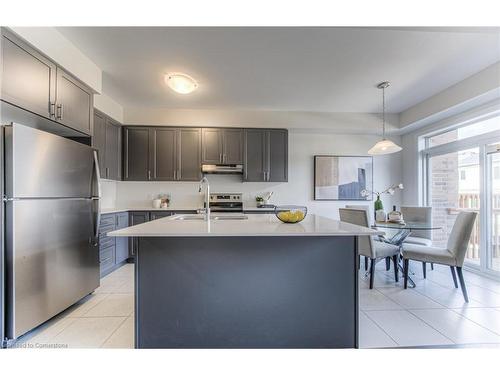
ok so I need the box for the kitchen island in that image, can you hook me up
[108,213,383,348]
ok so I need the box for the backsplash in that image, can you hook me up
[102,131,403,219]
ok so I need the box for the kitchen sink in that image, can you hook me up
[173,214,248,221]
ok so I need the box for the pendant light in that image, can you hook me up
[368,81,402,155]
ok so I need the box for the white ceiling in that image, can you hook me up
[57,27,500,113]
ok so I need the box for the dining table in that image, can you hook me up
[372,221,442,288]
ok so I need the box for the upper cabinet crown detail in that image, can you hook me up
[1,29,94,136]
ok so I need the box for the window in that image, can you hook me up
[460,170,466,180]
[427,116,500,147]
[494,166,500,180]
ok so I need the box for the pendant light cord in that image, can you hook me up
[382,85,386,140]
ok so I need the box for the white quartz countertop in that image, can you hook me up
[108,213,385,237]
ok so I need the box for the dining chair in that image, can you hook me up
[339,208,400,289]
[346,205,373,271]
[400,206,433,277]
[402,211,477,302]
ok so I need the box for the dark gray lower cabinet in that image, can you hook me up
[99,212,129,277]
[128,211,150,262]
[150,211,174,220]
[115,212,129,264]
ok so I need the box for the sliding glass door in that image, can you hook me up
[486,144,500,273]
[427,148,481,267]
[422,115,500,278]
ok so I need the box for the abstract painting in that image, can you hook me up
[314,155,373,200]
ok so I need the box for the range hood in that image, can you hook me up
[202,164,243,174]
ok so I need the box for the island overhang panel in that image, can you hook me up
[134,235,359,348]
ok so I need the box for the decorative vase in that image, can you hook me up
[374,195,384,221]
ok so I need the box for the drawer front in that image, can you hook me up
[99,223,115,235]
[100,214,116,227]
[99,235,115,249]
[100,246,116,273]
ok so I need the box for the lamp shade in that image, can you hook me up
[165,73,198,94]
[367,139,402,155]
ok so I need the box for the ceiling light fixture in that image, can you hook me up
[368,81,402,155]
[165,72,198,94]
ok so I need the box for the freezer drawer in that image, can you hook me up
[4,123,95,198]
[5,199,100,339]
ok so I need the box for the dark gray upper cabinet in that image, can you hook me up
[92,111,106,170]
[244,129,267,181]
[151,128,176,180]
[1,31,56,120]
[124,127,201,181]
[104,118,121,180]
[55,68,93,135]
[124,127,150,181]
[201,128,223,164]
[222,129,243,164]
[92,110,121,181]
[1,30,94,136]
[201,128,243,164]
[178,128,202,181]
[244,129,288,182]
[267,129,288,182]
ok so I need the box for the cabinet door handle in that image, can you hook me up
[219,153,222,163]
[148,170,151,180]
[56,104,63,120]
[106,167,109,179]
[49,101,56,117]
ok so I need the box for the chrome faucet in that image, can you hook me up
[198,176,211,220]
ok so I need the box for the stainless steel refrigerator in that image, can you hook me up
[1,123,100,344]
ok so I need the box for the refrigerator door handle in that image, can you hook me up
[92,150,101,244]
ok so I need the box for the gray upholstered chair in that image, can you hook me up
[402,211,477,302]
[400,206,433,277]
[346,205,374,270]
[339,208,400,289]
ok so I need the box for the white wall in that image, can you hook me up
[399,62,500,132]
[124,107,400,134]
[108,131,403,219]
[94,93,124,123]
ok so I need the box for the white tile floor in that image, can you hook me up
[14,265,134,349]
[12,260,500,349]
[359,260,500,348]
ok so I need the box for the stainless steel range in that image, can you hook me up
[209,193,243,212]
